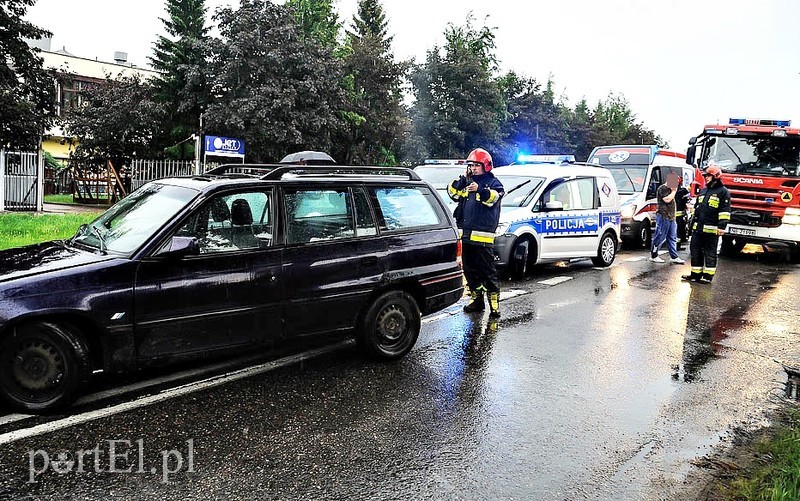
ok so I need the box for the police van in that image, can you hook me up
[587,145,694,249]
[492,163,622,278]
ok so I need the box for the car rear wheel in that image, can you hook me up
[592,232,617,267]
[0,321,90,412]
[357,291,421,360]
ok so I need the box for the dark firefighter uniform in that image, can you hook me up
[448,170,504,317]
[675,184,690,246]
[684,176,731,283]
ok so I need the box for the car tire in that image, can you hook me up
[508,237,535,279]
[637,221,652,249]
[0,321,90,412]
[357,291,421,360]
[591,232,617,267]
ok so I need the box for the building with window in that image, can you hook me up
[28,38,160,165]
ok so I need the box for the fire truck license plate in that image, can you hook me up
[729,227,756,236]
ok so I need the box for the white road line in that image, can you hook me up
[501,289,528,300]
[624,256,646,262]
[0,341,350,446]
[538,276,573,286]
[0,413,33,427]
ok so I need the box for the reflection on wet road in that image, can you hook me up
[0,250,797,499]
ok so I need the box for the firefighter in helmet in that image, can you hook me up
[682,164,731,284]
[448,148,505,317]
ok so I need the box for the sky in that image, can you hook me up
[23,0,800,152]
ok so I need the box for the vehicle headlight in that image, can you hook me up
[784,207,800,225]
[621,204,636,219]
[496,222,511,236]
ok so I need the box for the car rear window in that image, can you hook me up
[369,186,443,231]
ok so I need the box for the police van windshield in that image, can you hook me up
[700,136,800,178]
[604,166,648,194]
[494,175,545,207]
[414,165,466,189]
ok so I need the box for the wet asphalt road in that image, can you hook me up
[0,247,798,500]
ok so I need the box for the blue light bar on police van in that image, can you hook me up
[517,154,575,164]
[729,118,791,127]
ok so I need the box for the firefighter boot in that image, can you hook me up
[488,291,500,319]
[463,288,485,313]
[699,273,713,284]
[681,272,702,282]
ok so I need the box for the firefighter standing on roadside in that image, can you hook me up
[675,180,691,250]
[448,148,505,318]
[682,164,731,284]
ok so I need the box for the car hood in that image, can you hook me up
[0,241,116,283]
[499,207,532,224]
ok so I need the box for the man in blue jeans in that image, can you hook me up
[649,180,685,264]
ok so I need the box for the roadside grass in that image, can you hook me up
[0,212,97,250]
[44,193,76,204]
[725,408,800,500]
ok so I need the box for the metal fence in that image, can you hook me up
[130,159,196,191]
[0,149,42,211]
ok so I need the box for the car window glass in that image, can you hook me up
[285,189,355,243]
[574,178,596,209]
[175,191,272,253]
[370,186,441,231]
[354,188,378,236]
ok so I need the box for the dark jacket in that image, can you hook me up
[691,180,731,234]
[448,172,504,246]
[675,186,690,216]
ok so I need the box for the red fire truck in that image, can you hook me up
[686,118,800,262]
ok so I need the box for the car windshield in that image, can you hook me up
[414,165,466,189]
[70,183,199,255]
[605,166,648,194]
[493,175,545,207]
[700,135,800,177]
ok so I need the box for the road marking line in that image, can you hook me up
[624,256,646,262]
[0,341,350,446]
[0,414,33,427]
[538,276,573,286]
[501,289,528,300]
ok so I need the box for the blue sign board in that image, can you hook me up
[204,135,245,158]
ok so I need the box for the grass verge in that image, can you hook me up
[723,408,800,500]
[0,212,98,250]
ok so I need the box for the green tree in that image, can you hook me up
[0,0,57,149]
[589,93,665,151]
[62,74,163,171]
[407,15,503,162]
[340,0,408,164]
[496,73,572,165]
[285,0,340,48]
[149,0,211,160]
[206,0,345,162]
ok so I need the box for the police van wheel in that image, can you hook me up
[357,291,421,360]
[508,238,535,279]
[592,232,617,267]
[0,321,90,412]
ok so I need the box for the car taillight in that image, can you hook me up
[456,239,463,269]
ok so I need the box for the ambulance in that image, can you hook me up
[492,163,621,278]
[587,145,694,249]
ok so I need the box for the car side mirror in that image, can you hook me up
[155,236,199,258]
[544,201,564,211]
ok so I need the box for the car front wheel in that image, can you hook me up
[0,321,90,412]
[357,291,421,360]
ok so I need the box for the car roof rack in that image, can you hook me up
[203,163,421,181]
